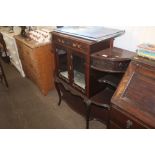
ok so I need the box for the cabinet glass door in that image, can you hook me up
[56,48,69,81]
[72,52,86,91]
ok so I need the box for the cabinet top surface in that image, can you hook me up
[14,35,51,49]
[53,26,124,42]
[91,47,136,61]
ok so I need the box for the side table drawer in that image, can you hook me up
[109,107,146,129]
[91,57,130,73]
[53,35,87,52]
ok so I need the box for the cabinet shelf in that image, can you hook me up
[90,87,115,108]
[73,70,85,90]
[98,74,123,89]
[60,71,68,79]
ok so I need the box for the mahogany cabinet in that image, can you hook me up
[15,35,55,95]
[52,30,114,98]
[110,56,155,128]
[52,27,125,127]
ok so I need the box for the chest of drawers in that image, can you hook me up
[15,35,55,95]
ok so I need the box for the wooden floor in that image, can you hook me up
[0,60,106,129]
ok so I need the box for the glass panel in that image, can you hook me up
[56,48,69,80]
[72,53,86,90]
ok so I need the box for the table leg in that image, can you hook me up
[54,81,62,106]
[85,99,92,129]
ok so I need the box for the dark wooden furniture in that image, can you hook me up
[110,56,155,128]
[15,35,55,95]
[85,47,136,128]
[0,60,8,87]
[53,34,113,97]
[52,27,125,128]
[52,28,122,97]
[85,87,114,128]
[91,47,135,73]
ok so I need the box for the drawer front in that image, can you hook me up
[110,107,146,129]
[26,61,39,76]
[17,43,39,78]
[53,35,87,52]
[91,58,130,73]
[22,44,32,58]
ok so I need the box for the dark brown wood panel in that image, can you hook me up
[110,106,146,129]
[111,56,155,128]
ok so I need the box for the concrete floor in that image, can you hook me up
[0,60,106,129]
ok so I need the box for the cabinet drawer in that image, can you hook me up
[22,44,32,56]
[26,61,40,76]
[110,107,146,129]
[91,58,130,73]
[53,35,87,52]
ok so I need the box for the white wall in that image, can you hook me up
[114,27,155,52]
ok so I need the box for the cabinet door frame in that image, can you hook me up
[70,49,87,93]
[54,44,70,83]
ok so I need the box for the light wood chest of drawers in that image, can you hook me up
[15,35,55,95]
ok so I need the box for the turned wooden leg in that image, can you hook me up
[0,63,8,87]
[54,81,62,106]
[85,99,92,129]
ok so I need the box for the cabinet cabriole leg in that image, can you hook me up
[85,100,91,129]
[54,81,62,106]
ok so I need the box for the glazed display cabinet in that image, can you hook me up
[52,27,125,101]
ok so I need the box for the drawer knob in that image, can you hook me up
[136,63,140,67]
[77,44,81,48]
[119,62,123,68]
[126,120,133,129]
[73,43,77,47]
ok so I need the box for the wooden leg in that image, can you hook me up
[106,109,111,129]
[0,75,2,82]
[0,63,8,87]
[54,81,62,106]
[85,100,91,129]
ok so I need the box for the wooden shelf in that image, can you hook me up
[98,74,123,89]
[90,87,115,109]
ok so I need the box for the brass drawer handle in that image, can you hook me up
[73,43,77,47]
[119,62,123,68]
[126,120,133,129]
[77,44,81,48]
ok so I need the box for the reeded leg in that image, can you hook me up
[54,81,62,106]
